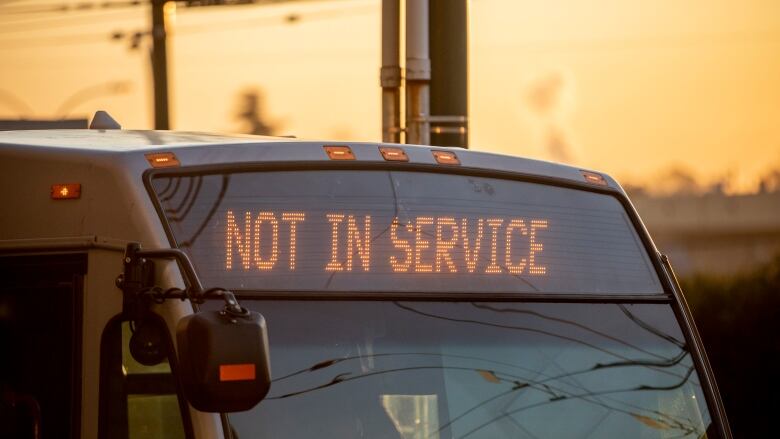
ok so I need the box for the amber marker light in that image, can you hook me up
[145,152,180,168]
[379,146,409,162]
[51,183,81,200]
[581,170,608,186]
[219,363,256,382]
[432,150,460,165]
[324,145,355,160]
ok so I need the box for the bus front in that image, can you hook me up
[147,148,728,439]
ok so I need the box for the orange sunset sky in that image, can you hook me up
[1,0,779,192]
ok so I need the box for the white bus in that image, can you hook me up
[0,127,730,438]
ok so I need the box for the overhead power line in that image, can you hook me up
[0,0,42,5]
[0,2,370,50]
[0,9,142,34]
[174,3,375,34]
[0,0,142,15]
[0,0,336,15]
[0,30,112,49]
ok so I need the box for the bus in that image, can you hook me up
[0,127,730,439]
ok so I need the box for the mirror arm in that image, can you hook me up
[116,243,245,318]
[132,243,204,293]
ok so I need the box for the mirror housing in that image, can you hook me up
[176,308,271,412]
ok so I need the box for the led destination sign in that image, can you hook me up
[153,170,663,294]
[225,211,548,275]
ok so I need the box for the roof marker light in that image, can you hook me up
[145,152,180,168]
[581,170,608,186]
[432,150,460,165]
[379,146,409,162]
[324,145,355,160]
[51,183,81,200]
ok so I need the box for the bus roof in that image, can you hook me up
[0,129,621,190]
[0,129,277,151]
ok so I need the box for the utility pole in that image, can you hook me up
[381,0,401,143]
[429,0,468,148]
[405,0,431,145]
[382,0,468,147]
[151,0,170,130]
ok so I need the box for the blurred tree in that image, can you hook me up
[659,167,700,195]
[526,73,563,117]
[758,168,780,194]
[681,255,780,437]
[235,88,277,136]
[622,183,648,198]
[525,72,578,164]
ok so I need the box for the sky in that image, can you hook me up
[1,0,779,192]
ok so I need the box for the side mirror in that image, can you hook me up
[176,307,271,412]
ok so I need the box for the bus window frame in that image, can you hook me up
[142,161,732,439]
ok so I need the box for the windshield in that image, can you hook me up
[150,169,662,294]
[205,300,714,438]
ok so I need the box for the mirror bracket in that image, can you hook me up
[115,243,247,315]
[115,243,271,413]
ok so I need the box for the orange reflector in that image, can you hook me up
[581,170,608,186]
[219,363,256,382]
[432,150,460,165]
[324,145,355,160]
[145,152,180,168]
[379,146,409,162]
[51,183,81,200]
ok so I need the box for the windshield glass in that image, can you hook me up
[151,170,662,294]
[207,300,714,438]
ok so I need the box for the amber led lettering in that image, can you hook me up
[390,218,413,272]
[325,214,345,271]
[225,210,252,270]
[505,219,528,274]
[223,209,550,278]
[529,219,548,274]
[282,212,305,270]
[461,218,484,273]
[346,215,371,271]
[414,217,434,273]
[435,217,458,273]
[252,212,278,270]
[485,218,504,273]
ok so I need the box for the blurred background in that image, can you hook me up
[2,0,779,436]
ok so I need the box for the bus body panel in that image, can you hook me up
[0,129,728,438]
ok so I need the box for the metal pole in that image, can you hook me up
[151,0,170,130]
[405,0,430,145]
[381,0,401,143]
[430,0,468,148]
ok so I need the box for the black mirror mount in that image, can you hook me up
[116,243,272,413]
[129,317,170,366]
